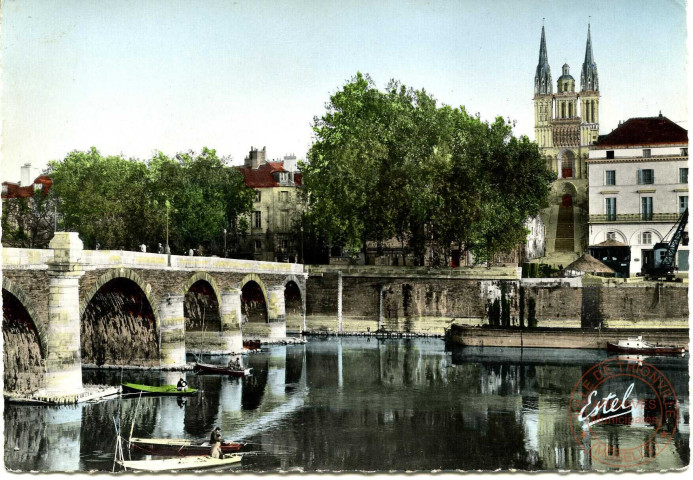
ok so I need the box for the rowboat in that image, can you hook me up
[243,339,261,350]
[194,363,252,377]
[606,336,685,355]
[117,454,242,472]
[121,383,198,396]
[129,437,244,456]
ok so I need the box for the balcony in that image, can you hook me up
[589,213,680,223]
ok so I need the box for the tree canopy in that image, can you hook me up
[45,147,253,253]
[301,73,555,265]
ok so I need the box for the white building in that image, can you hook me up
[586,114,688,276]
[525,215,546,261]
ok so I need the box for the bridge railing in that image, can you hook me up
[2,247,306,275]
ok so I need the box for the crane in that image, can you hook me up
[643,208,688,281]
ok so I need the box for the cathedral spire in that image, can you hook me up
[580,23,599,92]
[534,25,553,95]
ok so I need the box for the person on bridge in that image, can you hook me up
[158,243,164,254]
[176,378,188,391]
[209,427,223,458]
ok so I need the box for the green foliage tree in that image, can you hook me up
[1,190,56,248]
[302,73,555,265]
[47,147,253,252]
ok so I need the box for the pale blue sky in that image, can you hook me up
[1,0,688,182]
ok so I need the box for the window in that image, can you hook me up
[682,148,688,156]
[253,211,262,229]
[641,232,652,245]
[280,211,289,231]
[606,232,617,241]
[606,150,615,159]
[679,168,688,184]
[637,169,654,185]
[680,196,688,213]
[254,240,262,250]
[605,198,617,221]
[642,148,651,158]
[280,191,289,202]
[605,170,616,186]
[254,190,261,202]
[641,197,653,221]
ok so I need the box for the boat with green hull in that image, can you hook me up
[121,383,198,396]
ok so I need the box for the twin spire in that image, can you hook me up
[534,24,598,95]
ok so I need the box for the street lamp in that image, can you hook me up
[223,228,227,257]
[165,199,171,254]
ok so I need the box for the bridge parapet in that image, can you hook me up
[4,247,307,276]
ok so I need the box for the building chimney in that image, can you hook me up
[20,163,32,186]
[283,154,298,173]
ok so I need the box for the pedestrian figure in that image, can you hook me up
[209,427,223,458]
[189,248,194,256]
[176,377,188,391]
[158,243,164,254]
[95,242,100,250]
[140,243,146,252]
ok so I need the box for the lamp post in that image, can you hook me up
[223,228,227,257]
[165,199,170,254]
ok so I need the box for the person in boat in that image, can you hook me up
[210,427,223,458]
[176,378,188,391]
[228,357,241,371]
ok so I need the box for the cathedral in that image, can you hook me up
[534,24,599,259]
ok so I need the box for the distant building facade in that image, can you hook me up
[534,24,600,256]
[237,147,304,262]
[586,114,689,276]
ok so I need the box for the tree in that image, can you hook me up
[47,147,253,252]
[302,73,555,264]
[1,189,56,248]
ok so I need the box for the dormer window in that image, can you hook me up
[643,148,651,158]
[682,148,688,156]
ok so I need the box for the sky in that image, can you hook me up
[0,0,689,183]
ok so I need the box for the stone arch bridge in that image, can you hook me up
[2,232,307,398]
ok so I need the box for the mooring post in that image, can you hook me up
[337,271,343,334]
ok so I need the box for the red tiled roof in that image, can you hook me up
[1,175,53,199]
[237,162,302,188]
[595,115,688,148]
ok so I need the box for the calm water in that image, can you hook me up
[3,337,690,472]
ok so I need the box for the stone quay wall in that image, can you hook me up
[301,267,689,335]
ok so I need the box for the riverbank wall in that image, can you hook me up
[447,325,690,350]
[296,266,688,335]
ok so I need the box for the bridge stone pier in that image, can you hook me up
[2,232,307,399]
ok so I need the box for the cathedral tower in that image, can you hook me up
[532,23,600,258]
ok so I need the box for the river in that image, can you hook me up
[3,337,689,472]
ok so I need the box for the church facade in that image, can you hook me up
[534,25,599,259]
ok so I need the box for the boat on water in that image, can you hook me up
[243,339,261,350]
[606,336,685,355]
[117,454,242,472]
[121,383,198,396]
[129,437,244,456]
[194,363,253,377]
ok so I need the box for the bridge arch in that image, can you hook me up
[80,268,159,366]
[179,272,222,333]
[238,273,268,324]
[283,275,304,329]
[80,268,159,327]
[2,278,47,394]
[2,277,47,354]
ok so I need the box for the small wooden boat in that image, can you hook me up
[129,437,244,456]
[117,454,242,472]
[194,363,252,377]
[243,339,261,350]
[121,382,198,396]
[607,336,685,355]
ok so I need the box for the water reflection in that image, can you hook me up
[3,338,689,472]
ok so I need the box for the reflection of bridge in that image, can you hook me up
[2,232,307,399]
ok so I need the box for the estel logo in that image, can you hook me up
[568,358,679,468]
